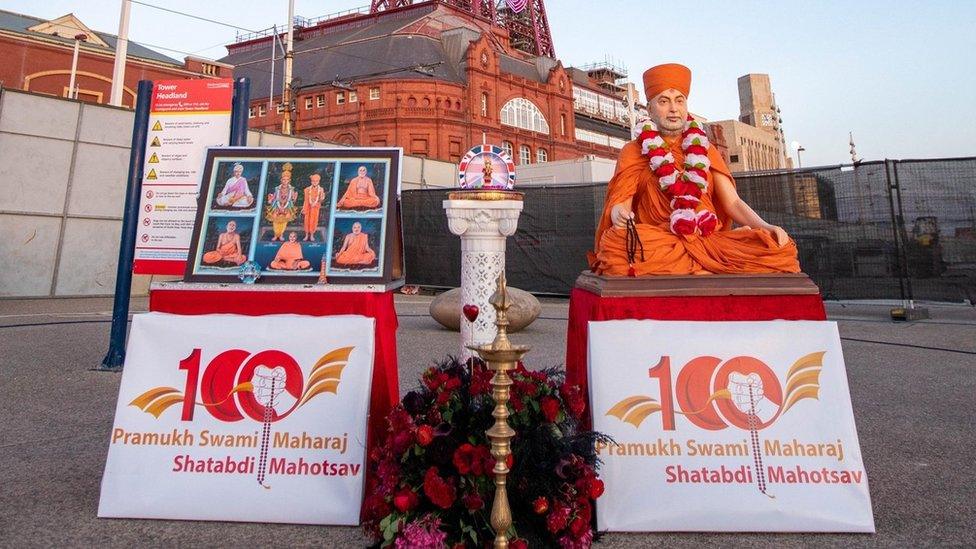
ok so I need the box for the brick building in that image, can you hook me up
[712,73,790,172]
[0,10,231,108]
[223,1,711,165]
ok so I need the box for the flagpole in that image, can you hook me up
[109,0,131,106]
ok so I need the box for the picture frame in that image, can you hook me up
[184,147,404,285]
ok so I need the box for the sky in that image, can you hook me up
[6,0,976,167]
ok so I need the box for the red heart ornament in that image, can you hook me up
[462,304,480,323]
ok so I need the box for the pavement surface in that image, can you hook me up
[1,295,974,548]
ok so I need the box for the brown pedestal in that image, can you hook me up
[574,271,821,297]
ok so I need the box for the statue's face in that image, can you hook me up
[281,172,291,184]
[288,232,297,242]
[647,88,688,135]
[358,166,367,177]
[233,166,243,176]
[226,221,236,232]
[352,223,362,234]
[310,174,320,186]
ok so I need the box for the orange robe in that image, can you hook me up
[590,139,800,276]
[337,177,380,209]
[302,185,325,234]
[335,233,376,265]
[270,241,310,270]
[203,236,246,265]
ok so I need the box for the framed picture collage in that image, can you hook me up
[185,147,403,285]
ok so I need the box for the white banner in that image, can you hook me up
[98,313,375,525]
[589,320,874,532]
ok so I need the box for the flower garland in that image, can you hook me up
[634,115,719,236]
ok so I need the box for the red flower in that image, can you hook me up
[666,180,702,198]
[541,396,561,423]
[686,166,709,183]
[671,216,697,236]
[648,146,668,159]
[588,478,605,499]
[546,501,571,533]
[444,376,461,391]
[416,424,434,447]
[423,467,457,509]
[637,130,656,143]
[393,488,420,512]
[671,195,700,210]
[462,492,484,511]
[569,516,589,537]
[697,211,718,236]
[510,539,529,549]
[533,496,549,514]
[560,384,586,419]
[391,430,415,454]
[655,160,678,177]
[453,443,478,475]
[435,390,452,405]
[684,143,709,157]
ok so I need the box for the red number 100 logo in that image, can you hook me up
[609,352,826,431]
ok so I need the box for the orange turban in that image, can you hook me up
[643,63,691,100]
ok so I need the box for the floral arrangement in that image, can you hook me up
[363,357,609,548]
[635,115,718,236]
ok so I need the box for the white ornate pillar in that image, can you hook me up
[443,191,524,359]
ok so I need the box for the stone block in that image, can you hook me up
[0,214,60,296]
[429,286,541,332]
[78,104,134,147]
[67,143,129,217]
[0,92,79,140]
[0,134,73,214]
[55,217,122,296]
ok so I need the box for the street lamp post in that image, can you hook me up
[68,33,88,99]
[796,145,806,169]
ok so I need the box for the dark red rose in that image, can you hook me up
[533,496,549,514]
[541,396,561,423]
[570,516,589,537]
[391,430,414,454]
[393,488,419,513]
[453,443,477,475]
[462,492,484,511]
[560,384,586,419]
[436,390,452,405]
[546,501,571,533]
[423,467,457,509]
[402,390,426,415]
[510,539,529,549]
[416,424,434,447]
[444,376,461,391]
[473,445,493,476]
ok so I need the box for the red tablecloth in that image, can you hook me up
[566,287,826,419]
[149,288,399,483]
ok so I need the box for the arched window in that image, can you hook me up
[502,141,514,159]
[481,92,489,117]
[537,148,548,163]
[500,98,550,134]
[519,144,532,165]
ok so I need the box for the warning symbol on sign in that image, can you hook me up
[148,153,160,164]
[146,169,158,181]
[150,137,161,147]
[151,120,163,131]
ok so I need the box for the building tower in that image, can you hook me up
[737,73,787,165]
[370,0,554,57]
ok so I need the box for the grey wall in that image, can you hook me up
[0,88,146,298]
[0,88,457,298]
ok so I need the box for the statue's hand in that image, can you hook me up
[765,225,790,247]
[611,203,634,229]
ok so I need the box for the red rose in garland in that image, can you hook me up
[365,358,609,548]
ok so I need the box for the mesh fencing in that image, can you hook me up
[402,157,976,303]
